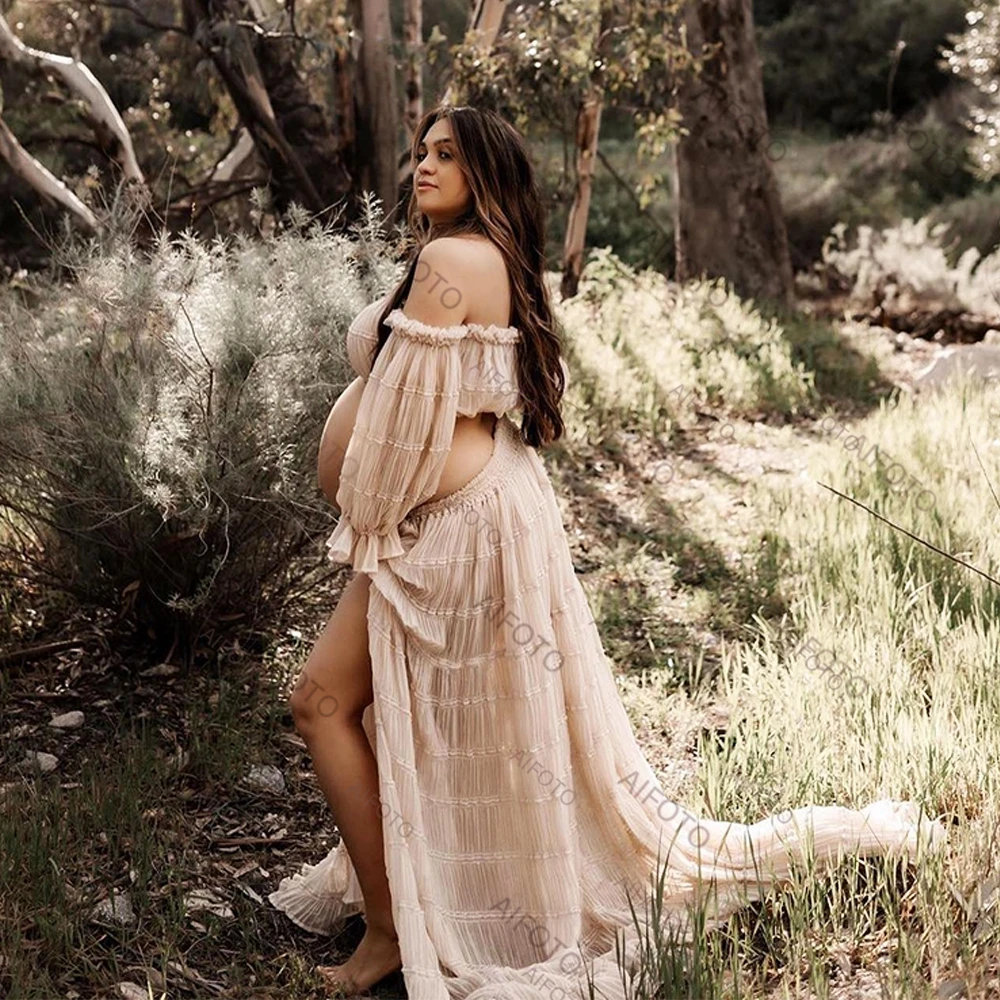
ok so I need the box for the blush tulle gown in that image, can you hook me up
[269,295,947,999]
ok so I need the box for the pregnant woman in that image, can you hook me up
[269,105,946,999]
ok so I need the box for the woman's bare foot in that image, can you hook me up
[316,925,402,995]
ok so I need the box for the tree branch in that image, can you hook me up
[595,145,672,245]
[0,14,145,184]
[210,127,257,183]
[181,0,323,212]
[19,130,107,155]
[0,115,100,231]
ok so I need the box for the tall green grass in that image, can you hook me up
[554,279,998,996]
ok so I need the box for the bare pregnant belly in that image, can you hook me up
[318,376,498,511]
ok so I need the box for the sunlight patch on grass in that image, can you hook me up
[557,248,814,434]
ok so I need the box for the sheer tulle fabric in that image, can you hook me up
[345,293,525,420]
[270,300,947,1000]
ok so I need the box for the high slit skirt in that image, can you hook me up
[268,414,946,1000]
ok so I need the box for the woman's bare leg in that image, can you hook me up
[288,571,400,991]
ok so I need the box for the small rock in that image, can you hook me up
[113,983,149,1000]
[182,888,233,919]
[91,890,137,928]
[143,968,166,992]
[18,751,58,775]
[244,764,285,795]
[49,711,84,730]
[935,979,967,1000]
[915,344,1000,393]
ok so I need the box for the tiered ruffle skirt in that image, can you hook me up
[269,415,946,999]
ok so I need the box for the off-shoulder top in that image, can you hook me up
[327,293,567,574]
[345,291,523,417]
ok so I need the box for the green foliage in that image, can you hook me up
[0,193,397,662]
[578,150,674,274]
[576,245,642,305]
[758,0,969,134]
[558,247,814,427]
[752,0,797,26]
[896,110,978,206]
[774,309,884,406]
[448,0,689,204]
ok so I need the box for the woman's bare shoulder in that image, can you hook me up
[421,236,512,328]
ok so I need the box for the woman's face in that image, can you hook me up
[415,119,472,224]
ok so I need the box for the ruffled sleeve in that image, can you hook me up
[325,308,465,574]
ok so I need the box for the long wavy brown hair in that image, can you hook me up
[370,104,565,449]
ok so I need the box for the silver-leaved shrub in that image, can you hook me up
[0,194,398,663]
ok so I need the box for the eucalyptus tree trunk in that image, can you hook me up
[0,113,99,231]
[439,0,507,108]
[349,0,400,230]
[560,0,615,300]
[397,0,505,206]
[673,0,793,309]
[402,0,423,143]
[181,0,349,218]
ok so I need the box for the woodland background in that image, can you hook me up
[0,0,992,283]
